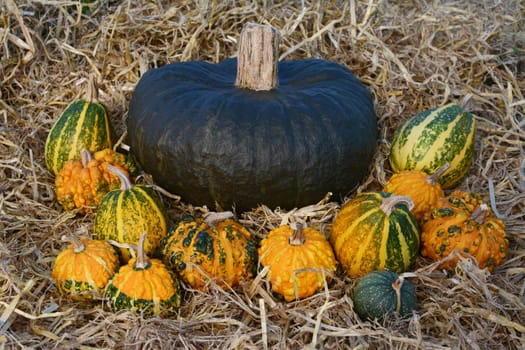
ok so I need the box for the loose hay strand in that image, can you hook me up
[1,0,524,349]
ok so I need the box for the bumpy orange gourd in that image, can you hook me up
[55,148,130,212]
[160,213,258,290]
[420,191,508,272]
[383,163,450,222]
[52,235,120,300]
[259,223,337,301]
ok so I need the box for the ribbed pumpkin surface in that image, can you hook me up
[259,224,337,301]
[94,184,168,263]
[45,97,113,175]
[106,258,181,317]
[330,192,420,278]
[52,238,119,300]
[389,103,475,189]
[160,217,258,289]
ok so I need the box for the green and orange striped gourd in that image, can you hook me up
[94,165,168,263]
[45,76,114,175]
[330,192,420,279]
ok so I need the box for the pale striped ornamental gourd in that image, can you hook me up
[45,76,114,175]
[52,235,120,300]
[94,165,168,263]
[258,222,337,301]
[389,103,475,189]
[330,192,420,279]
[105,233,182,317]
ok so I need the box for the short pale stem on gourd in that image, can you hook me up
[380,195,414,216]
[471,204,488,224]
[289,222,306,246]
[235,23,279,91]
[61,235,85,253]
[427,163,451,185]
[85,75,99,103]
[80,148,93,168]
[391,276,404,314]
[204,211,234,226]
[134,232,150,270]
[107,164,133,190]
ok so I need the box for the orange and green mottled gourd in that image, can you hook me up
[45,76,114,175]
[52,235,119,300]
[420,191,508,272]
[383,163,450,222]
[330,192,420,279]
[105,232,182,317]
[389,103,475,189]
[55,148,130,212]
[258,222,337,301]
[160,212,258,290]
[94,165,168,263]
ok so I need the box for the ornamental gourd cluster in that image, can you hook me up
[46,24,509,322]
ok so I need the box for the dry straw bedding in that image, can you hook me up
[1,0,524,349]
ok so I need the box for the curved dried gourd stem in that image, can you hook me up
[80,148,94,168]
[84,75,99,103]
[61,234,85,253]
[427,163,451,186]
[289,222,306,246]
[235,23,279,91]
[391,275,404,314]
[107,164,133,190]
[380,195,414,216]
[204,211,234,226]
[134,232,151,270]
[471,203,488,225]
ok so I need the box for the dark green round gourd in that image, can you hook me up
[352,270,417,320]
[127,24,377,211]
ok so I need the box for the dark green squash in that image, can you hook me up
[126,24,377,211]
[353,270,417,320]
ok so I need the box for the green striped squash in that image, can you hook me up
[94,165,168,263]
[330,192,420,279]
[389,103,475,189]
[45,77,114,175]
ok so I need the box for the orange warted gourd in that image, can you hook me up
[420,191,508,272]
[105,233,182,317]
[52,235,119,300]
[160,212,258,290]
[94,165,168,263]
[383,163,450,222]
[258,222,337,301]
[330,192,420,279]
[55,148,130,212]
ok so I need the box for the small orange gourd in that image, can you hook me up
[420,191,508,272]
[259,222,337,301]
[55,148,130,212]
[383,163,450,222]
[52,235,120,300]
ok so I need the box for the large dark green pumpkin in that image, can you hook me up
[127,28,377,211]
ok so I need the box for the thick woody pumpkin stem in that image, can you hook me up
[391,276,404,314]
[204,211,234,226]
[427,163,451,185]
[61,235,85,254]
[235,23,279,91]
[471,203,489,224]
[380,195,414,216]
[107,164,133,190]
[289,222,306,246]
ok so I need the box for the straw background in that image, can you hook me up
[1,0,524,349]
